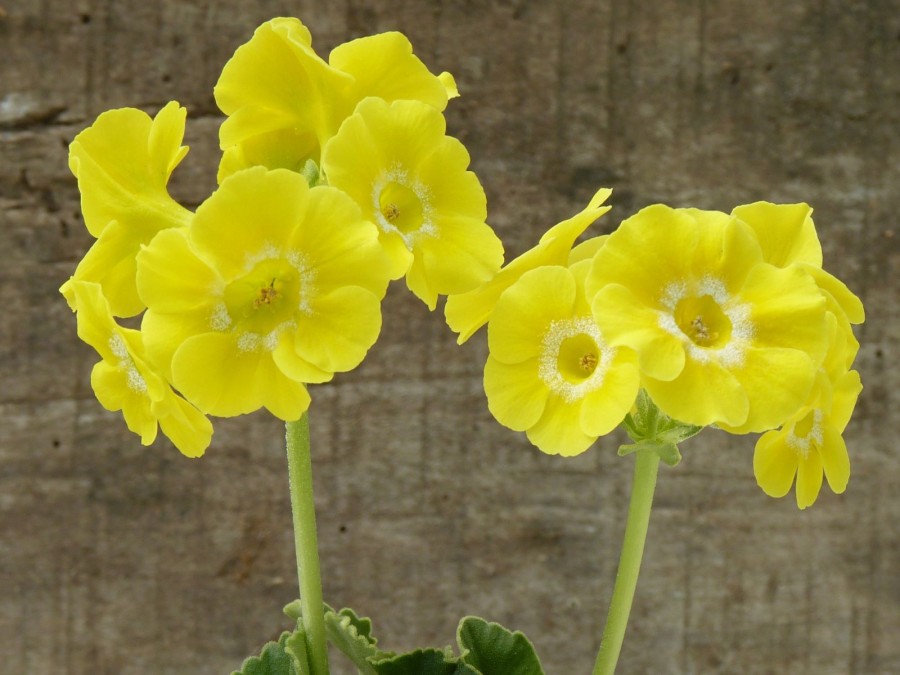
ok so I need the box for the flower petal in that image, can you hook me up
[644,357,749,428]
[753,430,798,498]
[294,286,383,374]
[732,201,822,268]
[795,449,824,509]
[820,424,850,495]
[526,396,597,457]
[483,357,549,432]
[488,267,575,364]
[592,283,686,381]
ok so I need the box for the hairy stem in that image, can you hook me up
[285,414,329,675]
[592,450,661,675]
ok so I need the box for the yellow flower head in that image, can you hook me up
[66,281,212,457]
[587,205,829,432]
[136,167,391,421]
[321,97,503,309]
[214,18,457,183]
[754,367,862,509]
[444,188,612,343]
[60,102,192,317]
[753,308,862,508]
[484,261,640,456]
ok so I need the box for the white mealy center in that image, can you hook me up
[108,333,148,393]
[657,275,754,367]
[538,317,613,403]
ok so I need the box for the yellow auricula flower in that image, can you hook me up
[214,17,457,183]
[754,314,863,508]
[136,167,391,421]
[66,281,212,457]
[444,188,612,343]
[321,97,503,309]
[586,205,829,432]
[484,261,640,456]
[60,102,191,316]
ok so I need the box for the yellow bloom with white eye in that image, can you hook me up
[214,18,458,183]
[136,167,391,421]
[60,102,191,317]
[66,281,212,457]
[444,188,612,343]
[321,97,502,309]
[753,308,862,508]
[587,205,829,432]
[484,261,640,456]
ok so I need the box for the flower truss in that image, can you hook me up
[476,199,864,507]
[61,19,495,457]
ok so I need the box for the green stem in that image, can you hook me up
[285,414,329,675]
[592,450,661,675]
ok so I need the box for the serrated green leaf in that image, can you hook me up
[232,631,304,675]
[369,647,476,675]
[456,617,544,675]
[325,606,391,674]
[285,628,311,675]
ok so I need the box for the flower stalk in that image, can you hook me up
[592,449,660,675]
[285,414,329,675]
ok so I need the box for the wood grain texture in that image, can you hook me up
[1,0,897,673]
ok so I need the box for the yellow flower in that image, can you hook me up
[484,262,640,456]
[753,318,862,511]
[214,18,457,183]
[60,102,192,316]
[444,188,612,343]
[321,97,502,309]
[66,281,212,457]
[136,167,391,420]
[587,205,828,432]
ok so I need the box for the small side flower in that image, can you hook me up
[66,281,212,457]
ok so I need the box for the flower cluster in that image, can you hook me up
[459,199,863,509]
[61,18,503,456]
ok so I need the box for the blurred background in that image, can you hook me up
[1,1,897,673]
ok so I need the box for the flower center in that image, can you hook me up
[109,333,147,394]
[539,317,613,402]
[557,333,601,383]
[223,258,301,335]
[378,181,424,235]
[658,277,754,367]
[786,409,824,457]
[674,294,733,348]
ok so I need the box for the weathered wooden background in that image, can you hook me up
[2,0,898,673]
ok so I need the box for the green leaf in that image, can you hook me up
[456,617,544,675]
[232,631,306,675]
[325,606,391,674]
[369,647,477,675]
